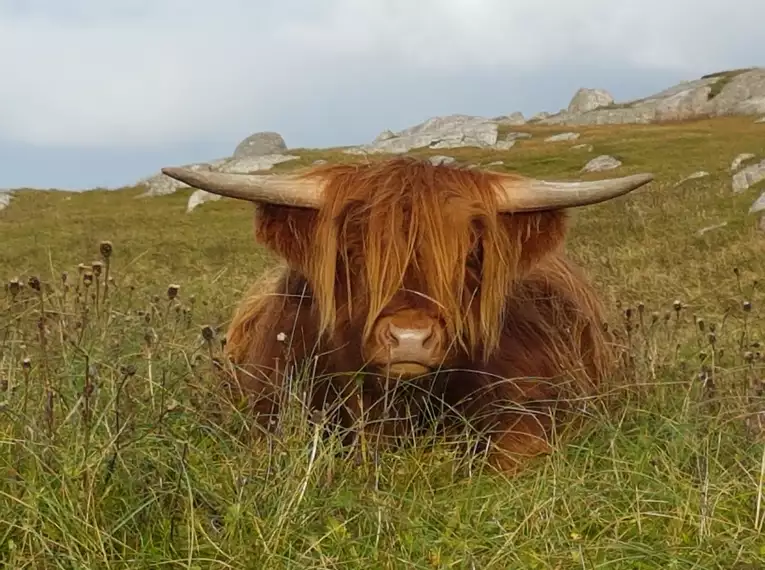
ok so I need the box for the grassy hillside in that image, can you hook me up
[1,116,764,568]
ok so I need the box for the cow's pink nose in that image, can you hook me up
[377,321,442,364]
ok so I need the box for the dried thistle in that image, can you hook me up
[92,261,103,277]
[100,240,113,259]
[8,278,20,298]
[167,284,180,301]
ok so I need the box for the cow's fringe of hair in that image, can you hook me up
[297,157,548,361]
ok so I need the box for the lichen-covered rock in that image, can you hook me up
[581,155,622,173]
[233,131,287,158]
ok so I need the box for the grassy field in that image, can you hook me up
[1,116,765,568]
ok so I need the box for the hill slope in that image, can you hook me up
[1,116,765,568]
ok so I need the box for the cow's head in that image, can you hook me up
[163,158,652,378]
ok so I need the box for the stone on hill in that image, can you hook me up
[732,159,765,193]
[495,112,525,126]
[0,191,12,211]
[493,140,516,150]
[233,131,287,158]
[749,191,765,215]
[567,88,614,113]
[581,155,622,173]
[538,68,765,126]
[545,132,580,142]
[675,171,710,186]
[343,114,499,155]
[505,132,532,141]
[731,153,756,171]
[756,116,765,123]
[528,112,551,122]
[570,143,593,152]
[429,155,455,166]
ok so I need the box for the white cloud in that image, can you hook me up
[0,0,763,149]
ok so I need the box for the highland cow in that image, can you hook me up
[162,157,653,474]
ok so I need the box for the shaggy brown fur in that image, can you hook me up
[221,157,615,474]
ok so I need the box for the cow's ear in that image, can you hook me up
[498,209,569,274]
[253,203,319,270]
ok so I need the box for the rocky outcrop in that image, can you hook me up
[0,191,12,212]
[233,131,287,158]
[494,112,526,126]
[539,68,765,126]
[343,114,501,155]
[567,88,614,114]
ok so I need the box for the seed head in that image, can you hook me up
[28,276,41,292]
[99,240,113,259]
[61,272,68,284]
[743,351,754,363]
[673,300,682,312]
[91,261,103,277]
[697,318,705,332]
[22,358,31,370]
[167,284,180,301]
[201,325,215,342]
[120,364,137,377]
[743,300,752,313]
[8,279,20,297]
[83,272,93,287]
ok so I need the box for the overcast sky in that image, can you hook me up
[1,0,762,191]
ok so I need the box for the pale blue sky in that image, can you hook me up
[1,0,762,191]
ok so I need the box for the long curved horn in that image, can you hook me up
[160,167,324,208]
[495,173,655,212]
